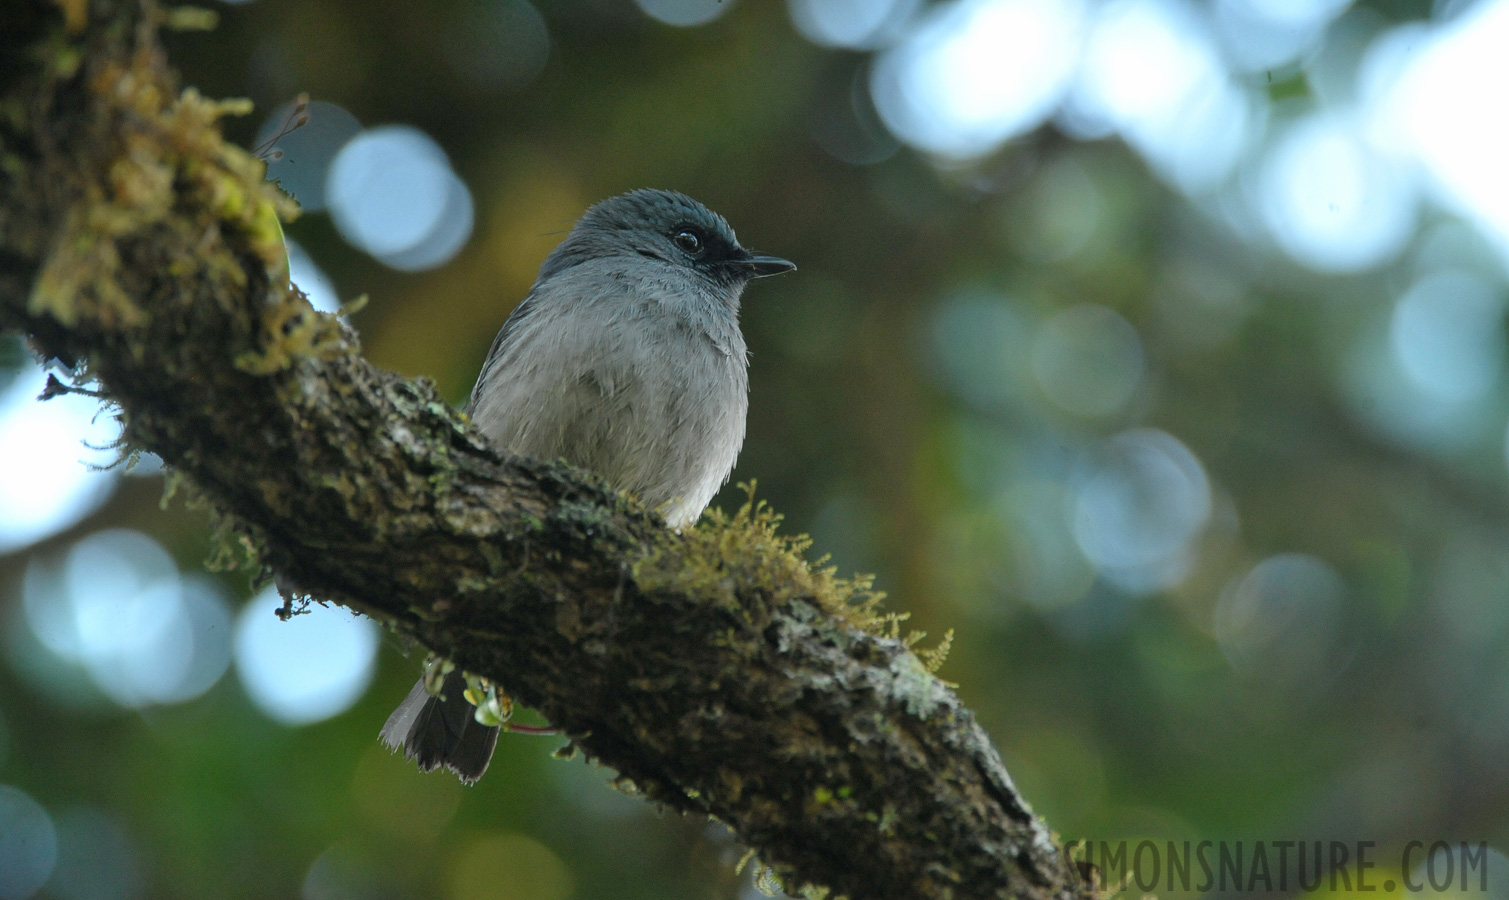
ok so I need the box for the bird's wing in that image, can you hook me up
[465,291,544,416]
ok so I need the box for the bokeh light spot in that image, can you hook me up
[1214,553,1344,682]
[0,362,118,554]
[47,807,142,900]
[927,292,1030,411]
[1213,0,1353,72]
[1068,0,1252,191]
[1009,157,1104,262]
[286,240,341,315]
[447,833,573,900]
[995,481,1098,612]
[787,0,919,48]
[635,0,736,27]
[329,126,451,256]
[1343,301,1499,453]
[234,587,379,726]
[809,69,901,166]
[1029,304,1145,417]
[1072,429,1211,594]
[350,744,463,841]
[327,126,474,271]
[21,531,233,708]
[302,843,385,900]
[0,785,56,900]
[1390,270,1505,405]
[1375,0,1509,270]
[23,530,172,670]
[381,175,476,273]
[1259,112,1416,271]
[1075,1,1217,130]
[872,0,1086,158]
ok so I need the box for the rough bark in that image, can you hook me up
[0,3,1095,899]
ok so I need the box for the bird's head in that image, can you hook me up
[539,189,795,290]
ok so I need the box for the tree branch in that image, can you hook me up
[0,3,1092,898]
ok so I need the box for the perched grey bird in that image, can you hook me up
[379,189,794,783]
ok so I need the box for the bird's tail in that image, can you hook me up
[379,669,499,784]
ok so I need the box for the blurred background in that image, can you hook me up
[3,0,1509,896]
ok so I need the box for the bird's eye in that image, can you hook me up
[673,229,704,256]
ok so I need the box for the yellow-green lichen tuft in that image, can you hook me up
[234,289,350,375]
[635,484,886,630]
[202,505,264,574]
[635,485,953,671]
[28,34,300,340]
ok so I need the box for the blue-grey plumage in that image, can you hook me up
[381,189,794,782]
[467,188,792,527]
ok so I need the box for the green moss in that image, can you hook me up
[203,506,262,573]
[634,486,953,673]
[163,6,220,31]
[233,298,348,374]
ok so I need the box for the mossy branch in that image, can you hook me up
[0,3,1096,899]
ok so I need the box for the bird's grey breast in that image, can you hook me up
[468,261,747,527]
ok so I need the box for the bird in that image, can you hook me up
[379,188,795,783]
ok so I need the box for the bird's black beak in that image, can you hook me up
[738,252,796,278]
